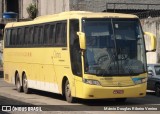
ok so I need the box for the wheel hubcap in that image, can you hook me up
[17,79,20,89]
[66,84,71,98]
[23,78,27,88]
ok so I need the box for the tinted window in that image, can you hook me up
[17,28,23,45]
[55,22,67,46]
[39,26,44,44]
[28,27,34,45]
[5,21,67,47]
[44,24,50,45]
[34,26,39,45]
[49,24,55,45]
[24,27,29,45]
[5,29,11,46]
[10,29,17,46]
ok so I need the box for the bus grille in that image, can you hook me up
[100,80,134,87]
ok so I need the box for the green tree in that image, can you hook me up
[26,3,38,19]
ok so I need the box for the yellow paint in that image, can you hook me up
[144,32,157,51]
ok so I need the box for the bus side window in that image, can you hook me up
[24,27,29,46]
[62,22,67,46]
[29,27,34,45]
[17,28,23,46]
[55,22,67,46]
[5,29,11,47]
[44,24,50,45]
[49,24,55,46]
[34,26,39,45]
[10,28,17,46]
[39,26,44,45]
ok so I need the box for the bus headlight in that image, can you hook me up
[83,79,101,86]
[132,77,147,85]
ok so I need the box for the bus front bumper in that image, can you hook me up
[80,82,146,99]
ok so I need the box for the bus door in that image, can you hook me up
[70,19,83,97]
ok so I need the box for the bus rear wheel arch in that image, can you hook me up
[15,72,23,92]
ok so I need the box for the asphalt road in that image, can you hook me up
[0,77,160,114]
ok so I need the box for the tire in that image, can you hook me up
[115,98,127,102]
[65,80,75,103]
[15,74,23,92]
[155,84,160,97]
[23,74,31,94]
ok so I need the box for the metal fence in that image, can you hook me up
[106,3,160,19]
[134,10,160,19]
[70,1,160,19]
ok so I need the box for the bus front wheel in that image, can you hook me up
[65,80,75,103]
[15,74,23,92]
[23,74,31,94]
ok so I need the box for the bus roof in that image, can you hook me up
[5,11,138,28]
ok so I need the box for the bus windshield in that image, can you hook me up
[83,18,147,76]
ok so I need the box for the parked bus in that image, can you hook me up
[3,11,156,103]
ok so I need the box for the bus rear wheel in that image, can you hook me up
[65,80,75,103]
[23,74,31,94]
[15,74,23,92]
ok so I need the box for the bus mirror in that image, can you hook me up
[77,32,86,50]
[144,32,157,52]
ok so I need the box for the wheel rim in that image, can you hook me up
[23,77,27,89]
[16,78,20,89]
[65,83,71,98]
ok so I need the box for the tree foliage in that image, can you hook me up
[26,3,38,19]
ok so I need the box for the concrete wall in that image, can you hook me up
[70,0,160,12]
[40,0,69,16]
[141,17,160,64]
[21,0,70,19]
[0,0,2,21]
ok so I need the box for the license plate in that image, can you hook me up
[113,90,124,94]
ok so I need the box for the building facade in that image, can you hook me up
[1,0,160,21]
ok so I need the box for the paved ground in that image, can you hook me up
[0,75,160,114]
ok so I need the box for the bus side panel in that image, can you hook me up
[4,62,16,84]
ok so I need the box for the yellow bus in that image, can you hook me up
[3,11,156,103]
